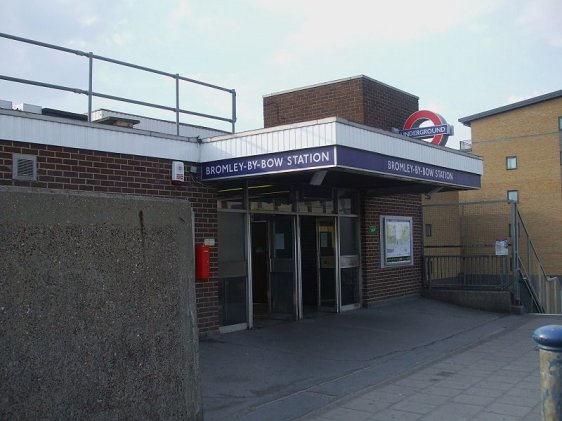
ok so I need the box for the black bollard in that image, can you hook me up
[532,325,562,421]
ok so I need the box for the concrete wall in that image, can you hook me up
[0,188,202,420]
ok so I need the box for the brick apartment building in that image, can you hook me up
[457,91,562,278]
[1,75,483,334]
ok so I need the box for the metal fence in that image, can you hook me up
[516,209,562,313]
[0,32,237,134]
[422,200,561,314]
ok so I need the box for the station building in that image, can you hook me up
[0,75,483,334]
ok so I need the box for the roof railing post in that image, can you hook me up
[175,74,180,136]
[231,89,237,134]
[88,52,93,122]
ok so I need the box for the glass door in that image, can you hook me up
[269,215,297,320]
[218,212,248,328]
[317,217,338,312]
[339,217,361,310]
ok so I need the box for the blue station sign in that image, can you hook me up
[201,145,480,189]
[202,146,335,180]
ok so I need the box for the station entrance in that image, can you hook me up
[217,184,361,332]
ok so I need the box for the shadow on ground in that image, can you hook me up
[200,297,526,421]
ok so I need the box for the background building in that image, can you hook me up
[458,91,562,278]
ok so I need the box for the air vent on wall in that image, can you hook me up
[12,154,37,181]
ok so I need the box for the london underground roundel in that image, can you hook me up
[399,110,454,146]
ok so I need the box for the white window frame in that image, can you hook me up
[506,156,517,170]
[507,190,519,203]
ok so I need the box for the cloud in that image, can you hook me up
[506,92,541,104]
[167,0,193,38]
[515,0,562,47]
[80,15,99,27]
[260,0,503,51]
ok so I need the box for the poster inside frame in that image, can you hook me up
[380,216,414,267]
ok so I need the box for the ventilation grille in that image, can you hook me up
[12,154,37,181]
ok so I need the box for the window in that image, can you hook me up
[425,224,432,237]
[506,156,517,170]
[380,216,414,267]
[507,190,519,203]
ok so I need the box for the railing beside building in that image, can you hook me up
[0,32,237,134]
[423,253,512,290]
[423,200,561,314]
[515,208,561,313]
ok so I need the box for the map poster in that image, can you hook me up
[381,216,413,266]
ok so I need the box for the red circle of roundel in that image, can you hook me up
[403,110,447,145]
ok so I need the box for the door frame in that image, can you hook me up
[315,216,340,313]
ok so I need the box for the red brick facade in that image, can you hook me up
[361,194,424,305]
[264,76,418,132]
[0,140,219,333]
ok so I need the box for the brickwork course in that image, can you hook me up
[361,193,423,305]
[264,75,419,132]
[459,95,562,276]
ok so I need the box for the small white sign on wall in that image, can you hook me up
[495,239,509,256]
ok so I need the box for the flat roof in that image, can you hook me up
[263,75,419,100]
[459,89,562,126]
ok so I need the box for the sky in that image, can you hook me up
[1,0,561,149]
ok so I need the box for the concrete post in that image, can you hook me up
[532,325,562,421]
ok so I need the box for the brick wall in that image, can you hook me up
[362,79,419,132]
[0,140,219,333]
[361,193,423,305]
[264,76,418,131]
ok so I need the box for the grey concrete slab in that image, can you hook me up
[200,297,529,420]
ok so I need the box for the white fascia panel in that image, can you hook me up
[335,120,483,175]
[200,119,337,162]
[0,113,199,161]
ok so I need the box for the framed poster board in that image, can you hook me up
[380,216,414,267]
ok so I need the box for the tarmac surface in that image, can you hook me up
[199,297,562,420]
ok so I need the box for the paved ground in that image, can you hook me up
[306,315,557,421]
[199,297,560,420]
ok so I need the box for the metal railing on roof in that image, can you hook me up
[0,32,237,134]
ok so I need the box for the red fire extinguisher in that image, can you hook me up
[195,245,210,279]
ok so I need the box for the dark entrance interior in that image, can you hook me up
[251,220,268,318]
[300,216,337,316]
[250,214,337,323]
[250,214,296,322]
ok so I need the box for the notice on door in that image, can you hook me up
[275,233,285,250]
[320,232,329,248]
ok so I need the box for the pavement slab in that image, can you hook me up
[200,297,548,420]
